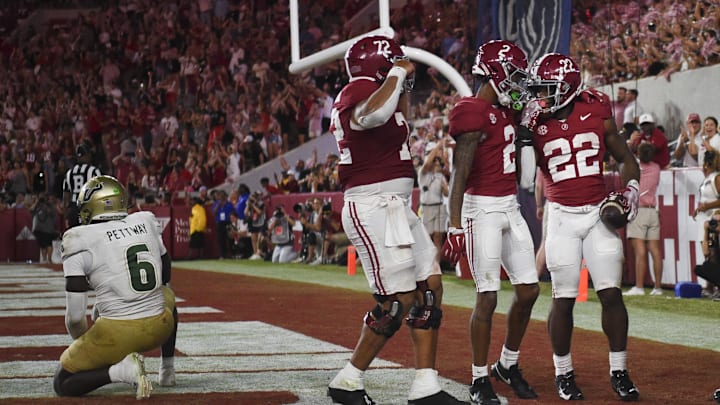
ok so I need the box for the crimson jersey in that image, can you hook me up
[331,79,415,190]
[533,89,612,206]
[448,97,518,197]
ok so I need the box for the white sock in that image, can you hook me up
[472,363,488,383]
[553,353,573,376]
[329,362,365,390]
[108,357,129,383]
[408,368,441,400]
[161,356,174,369]
[499,345,519,369]
[609,351,627,374]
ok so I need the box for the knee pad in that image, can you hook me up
[53,365,72,397]
[364,294,403,338]
[406,281,443,329]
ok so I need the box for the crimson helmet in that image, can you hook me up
[528,53,583,113]
[472,40,529,110]
[344,35,413,90]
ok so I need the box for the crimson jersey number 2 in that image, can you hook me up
[543,132,601,182]
[331,108,411,163]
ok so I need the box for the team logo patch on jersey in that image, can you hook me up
[561,123,569,131]
[489,113,497,125]
[538,125,548,136]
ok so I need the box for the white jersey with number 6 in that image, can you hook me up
[61,211,167,320]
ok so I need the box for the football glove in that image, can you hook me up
[520,99,543,132]
[441,227,465,265]
[621,179,639,222]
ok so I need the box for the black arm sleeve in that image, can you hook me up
[516,125,534,148]
[162,253,171,285]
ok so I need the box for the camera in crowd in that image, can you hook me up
[293,201,313,214]
[322,201,332,213]
[274,206,284,218]
[695,214,720,286]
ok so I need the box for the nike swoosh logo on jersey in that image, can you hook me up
[580,113,591,121]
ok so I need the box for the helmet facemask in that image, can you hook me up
[528,77,573,114]
[493,60,529,111]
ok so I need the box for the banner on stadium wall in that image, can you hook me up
[491,0,571,62]
[14,208,39,262]
[0,209,15,261]
[172,205,191,259]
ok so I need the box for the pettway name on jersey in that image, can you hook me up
[105,223,149,242]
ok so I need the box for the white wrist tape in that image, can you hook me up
[519,145,536,191]
[627,179,639,190]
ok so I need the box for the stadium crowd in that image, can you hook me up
[0,0,718,266]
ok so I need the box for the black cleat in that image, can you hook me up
[491,361,538,399]
[328,387,376,405]
[610,370,639,401]
[555,371,584,401]
[469,377,501,405]
[408,390,470,404]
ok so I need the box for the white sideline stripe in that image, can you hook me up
[0,306,220,318]
[176,321,351,355]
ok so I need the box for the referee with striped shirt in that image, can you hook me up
[62,142,101,228]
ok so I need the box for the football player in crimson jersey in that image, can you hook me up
[54,176,178,399]
[445,39,540,405]
[327,35,467,405]
[524,53,641,401]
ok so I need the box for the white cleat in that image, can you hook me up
[121,352,153,399]
[158,366,176,387]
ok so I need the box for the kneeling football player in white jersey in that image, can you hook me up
[54,175,178,399]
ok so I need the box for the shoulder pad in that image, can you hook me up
[131,211,162,235]
[61,227,87,260]
[449,97,489,137]
[579,89,610,105]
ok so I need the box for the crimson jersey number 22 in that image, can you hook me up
[543,132,601,182]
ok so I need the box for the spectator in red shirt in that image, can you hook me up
[260,176,281,195]
[628,113,670,168]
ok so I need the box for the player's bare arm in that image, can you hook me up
[351,59,415,129]
[604,118,640,183]
[448,131,481,228]
[64,276,90,339]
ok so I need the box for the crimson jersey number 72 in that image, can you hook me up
[542,132,601,182]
